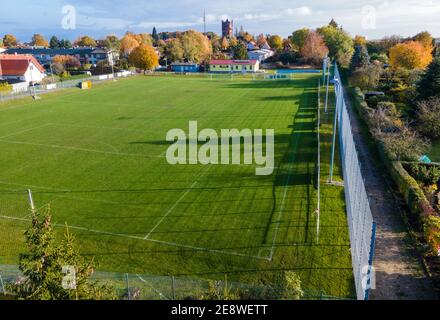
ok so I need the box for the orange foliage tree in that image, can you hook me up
[129,44,159,71]
[389,41,433,70]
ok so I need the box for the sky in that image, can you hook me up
[1,0,439,42]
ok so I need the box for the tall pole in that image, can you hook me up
[329,79,340,183]
[324,58,331,113]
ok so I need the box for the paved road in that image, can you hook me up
[343,88,436,300]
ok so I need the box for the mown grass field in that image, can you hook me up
[0,74,354,298]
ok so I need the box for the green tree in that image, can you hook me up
[291,28,310,51]
[329,18,339,29]
[49,36,60,49]
[350,45,370,73]
[152,27,159,43]
[59,39,72,49]
[232,42,248,60]
[417,57,440,101]
[416,97,440,139]
[8,208,116,300]
[3,34,18,47]
[317,25,354,67]
[282,272,303,300]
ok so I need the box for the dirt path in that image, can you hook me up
[343,88,436,300]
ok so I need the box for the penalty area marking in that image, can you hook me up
[144,165,213,240]
[0,214,267,261]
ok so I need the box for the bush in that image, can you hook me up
[0,82,12,93]
[376,101,399,117]
[407,163,440,185]
[349,64,382,91]
[416,97,440,139]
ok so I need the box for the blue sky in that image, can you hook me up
[2,0,439,42]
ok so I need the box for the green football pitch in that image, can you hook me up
[0,74,354,297]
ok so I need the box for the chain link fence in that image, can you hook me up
[0,264,351,300]
[333,64,376,300]
[0,71,136,103]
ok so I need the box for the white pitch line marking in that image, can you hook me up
[0,215,267,261]
[144,165,212,240]
[0,123,51,140]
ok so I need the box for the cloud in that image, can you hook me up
[286,6,312,16]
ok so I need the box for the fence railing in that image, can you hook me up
[0,264,352,300]
[0,71,136,103]
[332,64,376,300]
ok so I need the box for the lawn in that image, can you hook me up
[428,140,440,162]
[0,74,354,298]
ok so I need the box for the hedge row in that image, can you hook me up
[350,87,439,255]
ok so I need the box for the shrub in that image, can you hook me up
[416,97,440,139]
[424,214,440,256]
[0,82,12,93]
[408,163,440,185]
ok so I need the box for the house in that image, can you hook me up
[209,60,260,73]
[171,62,200,73]
[248,49,275,63]
[4,47,117,67]
[0,54,46,92]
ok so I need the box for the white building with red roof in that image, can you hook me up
[209,60,260,73]
[0,54,46,91]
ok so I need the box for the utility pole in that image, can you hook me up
[329,79,340,183]
[203,9,207,35]
[324,58,331,113]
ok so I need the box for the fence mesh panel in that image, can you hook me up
[333,64,375,300]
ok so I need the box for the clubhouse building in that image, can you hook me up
[209,60,260,73]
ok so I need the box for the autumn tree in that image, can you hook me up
[103,35,121,51]
[221,37,230,51]
[164,38,184,63]
[256,34,267,48]
[3,34,18,47]
[129,44,159,71]
[31,34,49,47]
[389,41,433,70]
[413,31,434,49]
[75,36,97,47]
[291,28,310,51]
[300,31,329,66]
[179,30,212,63]
[120,33,140,56]
[354,35,367,47]
[267,35,283,52]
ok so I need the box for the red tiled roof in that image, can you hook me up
[0,54,46,76]
[209,60,258,66]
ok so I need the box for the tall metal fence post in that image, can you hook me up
[0,273,6,295]
[171,276,176,300]
[126,273,131,300]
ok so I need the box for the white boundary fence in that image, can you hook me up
[332,63,377,300]
[0,71,136,103]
